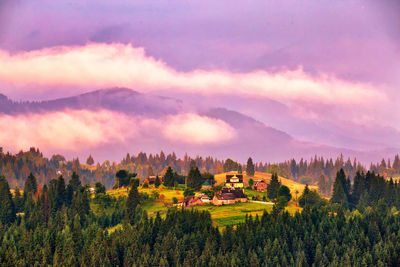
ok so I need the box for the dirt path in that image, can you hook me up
[248,200,274,205]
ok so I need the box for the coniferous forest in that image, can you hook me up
[2,148,400,265]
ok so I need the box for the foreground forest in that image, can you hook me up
[2,154,400,265]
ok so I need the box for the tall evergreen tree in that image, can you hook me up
[351,171,365,206]
[69,172,81,192]
[13,186,23,212]
[187,167,203,190]
[86,155,94,165]
[54,175,66,211]
[126,178,141,224]
[0,175,16,225]
[267,173,281,200]
[154,176,161,188]
[330,169,349,208]
[246,157,255,176]
[24,172,38,200]
[41,184,49,223]
[163,166,174,187]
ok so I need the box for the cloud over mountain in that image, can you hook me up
[0,43,385,107]
[0,106,237,155]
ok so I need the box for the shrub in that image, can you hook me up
[172,197,178,204]
[152,191,160,200]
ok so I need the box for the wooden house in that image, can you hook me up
[253,180,268,192]
[183,193,210,207]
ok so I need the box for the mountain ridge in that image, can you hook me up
[0,87,397,163]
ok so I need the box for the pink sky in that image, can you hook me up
[0,0,399,161]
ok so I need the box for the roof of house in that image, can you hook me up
[202,181,212,186]
[254,180,267,186]
[198,193,210,200]
[216,193,236,200]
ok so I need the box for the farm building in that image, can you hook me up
[253,180,268,192]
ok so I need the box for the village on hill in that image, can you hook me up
[104,167,314,228]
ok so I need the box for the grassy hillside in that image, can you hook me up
[215,171,318,197]
[105,185,302,227]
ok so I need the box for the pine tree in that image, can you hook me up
[163,166,174,187]
[126,179,141,224]
[393,155,400,172]
[54,175,66,211]
[155,176,161,188]
[187,167,203,190]
[267,173,281,200]
[330,169,349,208]
[86,155,94,165]
[0,175,16,225]
[24,172,38,200]
[41,184,49,223]
[69,172,81,192]
[318,174,327,195]
[14,186,23,212]
[351,171,364,206]
[246,157,255,176]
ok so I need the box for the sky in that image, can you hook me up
[0,0,399,162]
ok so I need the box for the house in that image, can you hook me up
[212,193,236,205]
[201,181,212,189]
[212,174,247,205]
[225,174,244,189]
[198,193,211,203]
[253,180,268,192]
[145,175,164,185]
[213,188,247,205]
[182,194,210,207]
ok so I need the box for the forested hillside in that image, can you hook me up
[2,147,400,194]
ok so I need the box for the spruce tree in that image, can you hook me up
[14,186,23,212]
[54,175,66,211]
[330,169,349,208]
[126,178,141,224]
[41,184,49,223]
[86,155,94,165]
[267,173,281,200]
[246,157,255,176]
[69,172,81,192]
[154,176,161,188]
[24,172,38,200]
[0,175,16,225]
[187,167,203,190]
[163,167,174,187]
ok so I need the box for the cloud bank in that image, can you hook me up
[0,43,386,106]
[0,110,236,153]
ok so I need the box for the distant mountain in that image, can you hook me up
[0,87,184,116]
[0,88,397,163]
